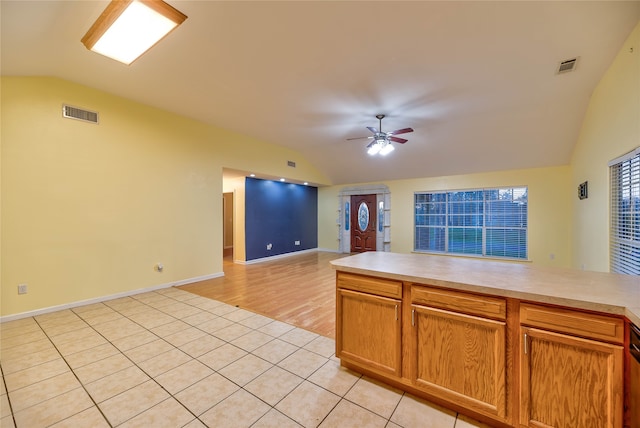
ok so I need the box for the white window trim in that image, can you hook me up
[609,146,640,275]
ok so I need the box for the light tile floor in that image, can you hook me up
[0,288,492,428]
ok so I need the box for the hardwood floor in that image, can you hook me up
[178,251,350,338]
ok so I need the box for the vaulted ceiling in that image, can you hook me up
[2,1,639,185]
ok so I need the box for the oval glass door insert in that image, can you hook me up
[358,202,370,231]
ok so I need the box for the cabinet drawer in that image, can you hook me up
[337,272,402,299]
[520,303,624,344]
[411,285,506,320]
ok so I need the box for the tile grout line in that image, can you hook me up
[4,290,410,428]
[158,290,351,427]
[33,312,115,428]
[6,296,185,427]
[0,362,18,428]
[168,290,369,426]
[140,290,340,427]
[74,293,207,427]
[99,293,263,426]
[74,291,323,426]
[6,295,315,427]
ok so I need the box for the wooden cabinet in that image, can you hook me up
[520,304,624,428]
[630,323,640,428]
[336,273,402,377]
[630,345,640,428]
[335,272,628,428]
[410,285,508,421]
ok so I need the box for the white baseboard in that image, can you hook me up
[171,272,224,286]
[239,248,322,265]
[0,271,224,324]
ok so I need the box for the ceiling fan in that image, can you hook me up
[347,114,414,156]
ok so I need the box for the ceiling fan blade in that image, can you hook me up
[388,127,414,136]
[346,136,374,141]
[349,117,413,143]
[389,136,408,144]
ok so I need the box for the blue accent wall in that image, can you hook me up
[245,177,318,261]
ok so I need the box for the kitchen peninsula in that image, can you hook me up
[331,252,639,428]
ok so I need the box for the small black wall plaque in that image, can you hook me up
[578,181,588,200]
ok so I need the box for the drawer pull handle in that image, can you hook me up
[524,333,528,355]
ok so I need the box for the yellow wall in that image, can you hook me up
[319,166,572,267]
[570,21,640,272]
[1,76,328,317]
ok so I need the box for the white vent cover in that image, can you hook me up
[62,105,99,124]
[557,57,578,74]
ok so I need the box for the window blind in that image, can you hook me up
[609,147,640,275]
[415,187,528,260]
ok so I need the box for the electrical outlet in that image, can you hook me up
[267,243,272,250]
[295,240,300,245]
[18,284,28,294]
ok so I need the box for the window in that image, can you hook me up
[609,147,640,275]
[415,187,528,260]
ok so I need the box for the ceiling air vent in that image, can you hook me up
[557,57,578,74]
[62,104,99,124]
[287,160,296,168]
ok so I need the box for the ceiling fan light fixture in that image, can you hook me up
[367,142,382,156]
[379,142,395,156]
[81,0,187,65]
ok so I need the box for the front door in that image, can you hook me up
[350,194,377,252]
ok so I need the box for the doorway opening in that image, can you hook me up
[223,192,233,259]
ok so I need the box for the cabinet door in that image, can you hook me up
[411,305,507,419]
[520,327,624,428]
[336,288,401,377]
[630,351,640,428]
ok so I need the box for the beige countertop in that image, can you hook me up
[331,252,640,326]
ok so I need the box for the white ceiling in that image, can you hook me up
[2,1,639,185]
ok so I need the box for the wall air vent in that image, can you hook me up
[62,104,99,124]
[287,160,296,168]
[557,57,578,74]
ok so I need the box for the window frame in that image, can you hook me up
[414,186,529,261]
[609,147,640,275]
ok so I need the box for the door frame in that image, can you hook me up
[222,192,234,258]
[338,184,391,253]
